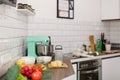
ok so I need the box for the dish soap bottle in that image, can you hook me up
[89,35,96,52]
[96,39,102,53]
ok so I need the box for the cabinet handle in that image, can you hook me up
[80,69,99,74]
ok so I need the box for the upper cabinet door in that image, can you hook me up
[101,0,120,20]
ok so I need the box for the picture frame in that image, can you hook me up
[57,0,74,19]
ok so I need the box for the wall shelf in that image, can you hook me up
[17,9,35,16]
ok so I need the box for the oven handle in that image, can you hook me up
[80,69,99,74]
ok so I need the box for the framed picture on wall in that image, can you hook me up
[57,0,74,19]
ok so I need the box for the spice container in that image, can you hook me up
[23,4,28,9]
[55,45,63,61]
[18,3,24,9]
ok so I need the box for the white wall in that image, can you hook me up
[27,0,101,21]
[0,4,27,76]
[27,0,110,53]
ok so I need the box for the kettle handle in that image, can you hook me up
[55,45,62,50]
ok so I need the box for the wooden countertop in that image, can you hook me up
[70,52,120,63]
[51,56,74,80]
[0,75,5,80]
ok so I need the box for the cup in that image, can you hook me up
[105,44,111,52]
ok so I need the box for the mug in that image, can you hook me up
[105,44,111,52]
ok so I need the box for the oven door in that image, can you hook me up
[80,68,99,80]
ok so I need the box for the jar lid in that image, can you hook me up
[55,45,62,50]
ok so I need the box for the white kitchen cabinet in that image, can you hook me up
[102,57,120,80]
[62,63,77,80]
[101,0,120,20]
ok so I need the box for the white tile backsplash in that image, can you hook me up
[0,4,27,76]
[28,18,110,53]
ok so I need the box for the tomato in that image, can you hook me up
[31,70,42,80]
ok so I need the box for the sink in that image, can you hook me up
[72,53,95,59]
[72,55,88,59]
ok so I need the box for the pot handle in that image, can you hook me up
[35,43,42,56]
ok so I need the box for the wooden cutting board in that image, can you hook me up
[49,56,74,80]
[48,63,68,69]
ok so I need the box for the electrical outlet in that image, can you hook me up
[2,54,6,65]
[4,53,12,65]
[0,55,4,66]
[0,40,5,51]
[1,53,9,65]
[0,56,2,67]
[4,54,9,64]
[2,63,10,76]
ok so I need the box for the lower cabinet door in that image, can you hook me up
[62,64,77,80]
[102,57,120,80]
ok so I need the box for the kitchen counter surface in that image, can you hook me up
[69,52,120,63]
[1,52,120,80]
[0,56,74,80]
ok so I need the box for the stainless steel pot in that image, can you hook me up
[36,43,49,56]
[36,43,54,56]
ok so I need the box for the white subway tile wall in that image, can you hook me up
[110,21,120,43]
[28,17,110,53]
[0,4,27,76]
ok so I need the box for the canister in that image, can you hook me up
[55,45,63,61]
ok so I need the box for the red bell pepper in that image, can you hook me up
[32,64,42,72]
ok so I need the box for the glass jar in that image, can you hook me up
[55,45,63,61]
